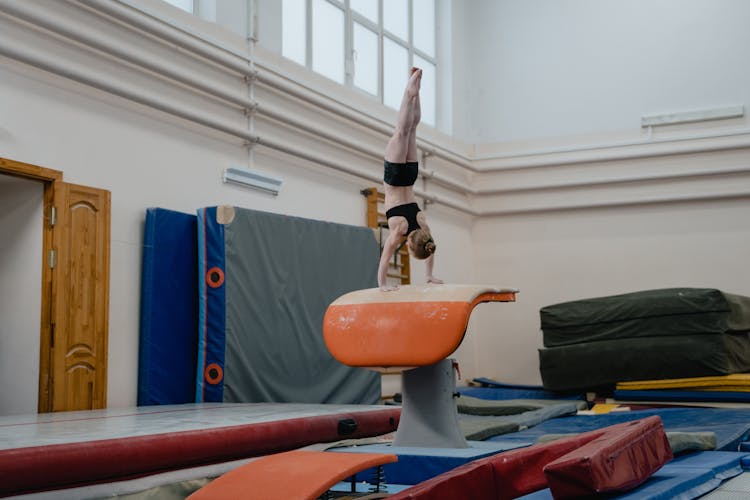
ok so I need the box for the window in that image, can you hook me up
[282,0,438,126]
[162,0,194,12]
[312,0,345,83]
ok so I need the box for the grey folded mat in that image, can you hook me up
[539,332,750,391]
[538,288,750,391]
[536,431,717,454]
[457,395,588,416]
[541,288,750,347]
[457,398,584,441]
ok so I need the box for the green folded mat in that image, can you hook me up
[539,332,750,392]
[541,288,750,348]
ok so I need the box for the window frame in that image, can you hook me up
[289,0,438,125]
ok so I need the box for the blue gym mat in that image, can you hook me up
[614,389,750,403]
[518,451,750,499]
[459,386,585,402]
[334,440,528,486]
[137,208,198,405]
[489,407,750,451]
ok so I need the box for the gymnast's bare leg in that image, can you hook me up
[379,68,430,291]
[384,67,422,166]
[383,68,422,213]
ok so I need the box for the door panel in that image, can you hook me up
[51,182,111,411]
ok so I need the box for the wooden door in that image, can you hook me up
[49,182,111,411]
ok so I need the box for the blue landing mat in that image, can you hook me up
[137,208,198,406]
[519,451,750,500]
[334,440,527,486]
[466,379,585,401]
[490,408,750,451]
[702,472,750,498]
[615,389,750,403]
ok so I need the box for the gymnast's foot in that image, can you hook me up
[406,67,422,98]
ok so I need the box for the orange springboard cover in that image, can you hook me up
[188,450,397,500]
[323,284,517,368]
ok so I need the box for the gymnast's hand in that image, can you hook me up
[426,275,444,285]
[380,284,400,292]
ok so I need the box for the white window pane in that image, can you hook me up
[353,23,378,96]
[383,0,408,40]
[414,56,435,126]
[282,0,306,65]
[312,0,345,83]
[383,38,408,110]
[163,0,193,12]
[413,0,435,57]
[350,0,377,23]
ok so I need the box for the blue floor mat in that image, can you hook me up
[518,451,749,500]
[615,389,750,403]
[489,407,750,451]
[460,385,585,402]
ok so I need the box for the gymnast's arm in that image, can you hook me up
[424,253,443,284]
[417,213,443,285]
[378,218,407,291]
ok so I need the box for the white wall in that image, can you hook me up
[0,175,42,415]
[452,0,750,384]
[471,199,750,384]
[452,0,750,144]
[1,0,749,411]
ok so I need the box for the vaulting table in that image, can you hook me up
[324,284,518,448]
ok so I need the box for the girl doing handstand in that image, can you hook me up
[378,67,443,291]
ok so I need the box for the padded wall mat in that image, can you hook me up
[138,208,198,405]
[196,206,381,404]
[539,332,750,392]
[540,288,750,348]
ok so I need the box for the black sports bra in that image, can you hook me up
[385,202,421,235]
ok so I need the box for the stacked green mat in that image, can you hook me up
[538,288,750,392]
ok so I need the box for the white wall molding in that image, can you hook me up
[0,0,254,111]
[473,128,750,172]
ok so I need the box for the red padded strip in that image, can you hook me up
[389,418,666,500]
[490,428,611,499]
[388,460,498,500]
[0,408,400,496]
[387,431,608,500]
[544,415,672,498]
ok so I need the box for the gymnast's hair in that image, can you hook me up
[409,229,436,260]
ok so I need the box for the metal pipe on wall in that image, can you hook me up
[1,0,256,112]
[0,34,257,142]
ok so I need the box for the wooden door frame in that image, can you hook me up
[0,157,62,412]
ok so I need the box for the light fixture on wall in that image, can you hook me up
[641,105,744,127]
[223,167,282,196]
